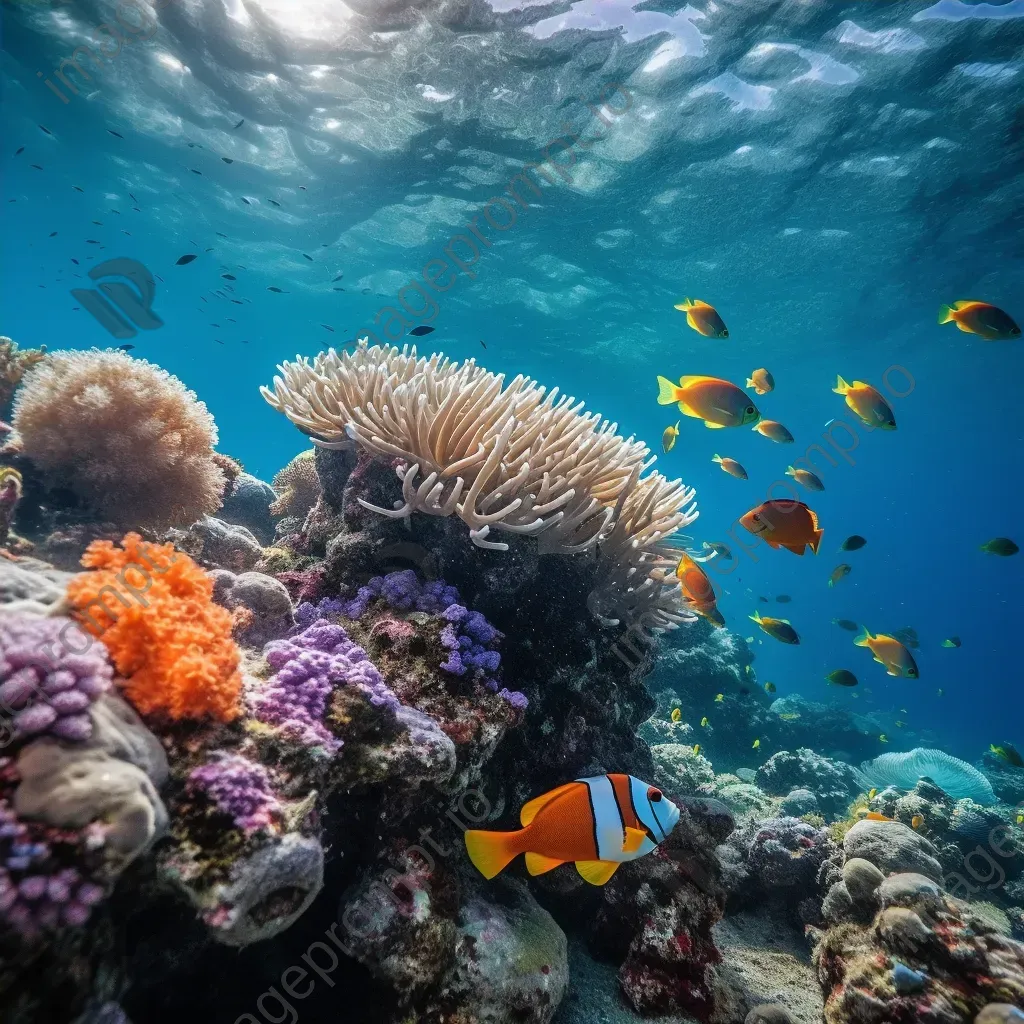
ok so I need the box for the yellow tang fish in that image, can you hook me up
[692,744,701,756]
[911,814,925,830]
[764,681,776,694]
[854,628,919,678]
[464,774,681,886]
[750,610,800,645]
[879,734,889,743]
[700,717,709,728]
[712,454,748,479]
[670,708,682,723]
[752,738,761,750]
[674,297,728,338]
[662,422,680,453]
[714,693,724,702]
[938,300,1020,341]
[656,375,759,429]
[833,376,896,430]
[778,712,801,721]
[868,788,877,799]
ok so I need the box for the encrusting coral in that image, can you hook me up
[10,350,227,530]
[65,534,242,723]
[268,449,321,520]
[261,341,699,631]
[0,336,46,416]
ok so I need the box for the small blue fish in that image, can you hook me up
[891,962,927,995]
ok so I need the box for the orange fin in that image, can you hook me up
[520,783,578,826]
[678,375,718,388]
[809,529,823,555]
[623,827,647,854]
[783,543,807,555]
[465,830,520,880]
[955,320,974,333]
[576,860,620,886]
[525,852,566,876]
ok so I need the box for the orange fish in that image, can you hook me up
[465,774,681,886]
[656,375,759,429]
[752,419,794,443]
[854,627,919,678]
[746,368,774,394]
[676,552,725,627]
[938,301,1020,341]
[712,454,747,480]
[739,499,823,556]
[674,298,728,338]
[864,811,894,822]
[833,376,896,430]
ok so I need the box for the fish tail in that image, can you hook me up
[785,465,795,478]
[810,529,823,555]
[832,375,851,395]
[674,298,695,311]
[745,377,755,389]
[853,627,873,647]
[464,828,523,880]
[712,454,723,464]
[656,375,681,406]
[937,304,955,325]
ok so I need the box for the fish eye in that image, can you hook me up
[752,513,761,522]
[722,330,729,337]
[746,406,755,415]
[647,787,663,802]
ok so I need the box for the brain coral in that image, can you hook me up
[66,533,242,723]
[262,341,699,631]
[269,449,321,519]
[12,349,227,530]
[858,747,996,805]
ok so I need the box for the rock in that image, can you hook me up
[0,555,71,606]
[780,788,818,817]
[877,872,942,907]
[877,906,934,954]
[746,1004,796,1024]
[748,817,835,892]
[716,781,777,819]
[652,742,715,795]
[210,568,295,645]
[843,819,944,881]
[429,875,567,1023]
[218,471,277,544]
[88,693,169,787]
[755,748,860,819]
[170,516,263,572]
[976,1006,1024,1024]
[821,881,854,925]
[843,857,884,904]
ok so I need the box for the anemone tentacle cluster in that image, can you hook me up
[261,342,699,630]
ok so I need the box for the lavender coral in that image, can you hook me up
[0,615,112,742]
[253,619,398,753]
[187,752,281,833]
[11,349,227,530]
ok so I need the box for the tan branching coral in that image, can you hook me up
[12,350,227,530]
[269,449,321,519]
[0,335,47,413]
[261,342,699,631]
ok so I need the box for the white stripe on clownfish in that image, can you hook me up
[579,775,624,862]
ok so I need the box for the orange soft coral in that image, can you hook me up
[65,533,242,723]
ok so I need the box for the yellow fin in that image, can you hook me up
[520,783,577,826]
[832,375,851,395]
[712,454,723,463]
[674,298,695,311]
[704,421,727,429]
[678,375,717,388]
[656,375,681,406]
[955,320,974,333]
[465,830,520,880]
[576,860,620,886]
[525,852,566,876]
[623,827,647,854]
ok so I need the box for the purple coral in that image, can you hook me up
[253,619,398,753]
[0,615,113,743]
[0,776,106,935]
[188,752,281,833]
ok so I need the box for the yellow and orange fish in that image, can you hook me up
[670,707,682,723]
[657,375,759,429]
[465,774,680,886]
[753,419,794,443]
[854,628,919,679]
[712,454,748,480]
[786,465,824,492]
[746,368,774,394]
[911,814,925,830]
[864,811,893,822]
[674,298,728,338]
[662,422,680,454]
[938,300,1020,341]
[833,376,896,430]
[676,552,725,627]
[739,500,823,556]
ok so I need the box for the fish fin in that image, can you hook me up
[937,304,955,324]
[853,627,874,647]
[622,827,647,854]
[809,529,823,555]
[955,319,974,333]
[782,543,807,555]
[785,466,795,477]
[712,454,723,464]
[749,610,762,623]
[745,377,755,389]
[764,539,781,549]
[674,298,695,311]
[678,375,717,388]
[575,860,620,886]
[832,375,851,395]
[524,852,566,876]
[520,783,577,826]
[464,830,521,880]
[886,666,901,677]
[704,421,727,429]
[656,376,681,406]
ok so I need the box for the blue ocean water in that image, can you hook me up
[1,0,1021,760]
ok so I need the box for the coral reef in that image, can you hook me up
[652,742,716,795]
[10,350,226,530]
[66,534,242,723]
[269,449,321,522]
[0,336,46,417]
[218,470,278,545]
[168,516,263,572]
[756,749,862,819]
[858,747,997,805]
[210,569,295,647]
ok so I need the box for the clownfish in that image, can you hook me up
[464,774,681,886]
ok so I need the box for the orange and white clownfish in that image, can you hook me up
[464,773,681,886]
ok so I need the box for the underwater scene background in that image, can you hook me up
[1,2,1024,1023]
